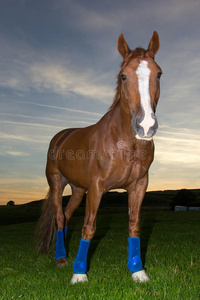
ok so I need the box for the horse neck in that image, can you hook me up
[109,97,134,141]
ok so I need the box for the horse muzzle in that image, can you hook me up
[132,114,158,141]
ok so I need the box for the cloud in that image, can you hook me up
[0,112,99,123]
[6,151,30,157]
[62,0,199,34]
[56,1,117,33]
[0,29,115,105]
[157,0,200,20]
[0,58,114,104]
[154,128,200,167]
[29,63,114,102]
[16,101,103,117]
[0,35,114,104]
[0,132,39,143]
[0,117,95,130]
[149,126,200,191]
[0,120,63,130]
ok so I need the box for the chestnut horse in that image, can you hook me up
[37,31,162,284]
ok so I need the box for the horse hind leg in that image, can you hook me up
[64,185,86,227]
[48,173,68,268]
[55,184,85,268]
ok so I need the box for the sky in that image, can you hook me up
[0,0,200,205]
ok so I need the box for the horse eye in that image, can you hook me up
[157,72,162,79]
[121,74,127,81]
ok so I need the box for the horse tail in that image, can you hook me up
[35,190,56,253]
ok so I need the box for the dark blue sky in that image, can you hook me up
[0,0,200,204]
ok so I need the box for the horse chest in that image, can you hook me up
[101,153,150,192]
[121,146,154,187]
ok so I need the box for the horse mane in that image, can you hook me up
[109,47,147,111]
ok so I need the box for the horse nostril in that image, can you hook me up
[132,117,144,137]
[151,113,158,128]
[135,118,141,130]
[153,118,158,131]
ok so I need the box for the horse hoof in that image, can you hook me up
[55,258,68,268]
[132,270,150,282]
[71,274,88,284]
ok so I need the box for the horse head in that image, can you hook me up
[118,31,162,141]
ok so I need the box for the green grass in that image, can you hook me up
[0,208,200,299]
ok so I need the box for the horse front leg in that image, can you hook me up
[127,173,150,282]
[71,181,102,284]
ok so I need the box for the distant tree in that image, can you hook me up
[7,200,15,206]
[171,189,197,210]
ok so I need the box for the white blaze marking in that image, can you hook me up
[136,60,155,136]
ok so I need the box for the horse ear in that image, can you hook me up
[118,34,131,59]
[147,31,160,58]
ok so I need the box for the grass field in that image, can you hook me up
[0,206,200,299]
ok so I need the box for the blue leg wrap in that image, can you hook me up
[55,227,67,261]
[73,238,91,274]
[64,227,68,239]
[127,237,143,273]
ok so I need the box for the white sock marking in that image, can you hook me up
[132,270,150,282]
[136,60,155,136]
[71,274,88,284]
